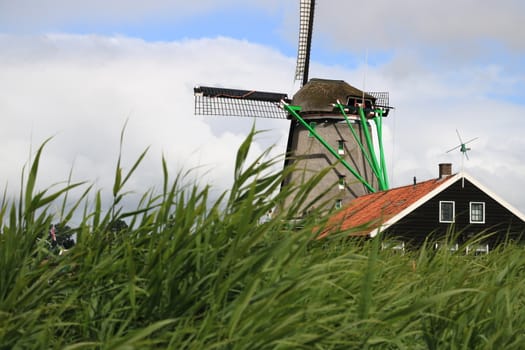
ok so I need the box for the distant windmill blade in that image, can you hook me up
[462,137,479,145]
[455,129,463,144]
[454,130,478,147]
[446,129,478,160]
[446,144,462,153]
[194,86,289,119]
[295,0,316,87]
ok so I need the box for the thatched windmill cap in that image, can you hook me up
[292,78,376,114]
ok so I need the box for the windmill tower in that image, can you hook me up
[194,0,393,214]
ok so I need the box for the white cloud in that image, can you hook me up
[0,34,292,211]
[1,18,525,217]
[317,0,525,52]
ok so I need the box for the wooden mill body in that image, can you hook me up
[283,78,379,214]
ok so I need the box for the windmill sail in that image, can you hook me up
[194,1,316,118]
[295,0,316,87]
[194,86,289,119]
[446,129,478,159]
[193,1,395,215]
[446,129,478,179]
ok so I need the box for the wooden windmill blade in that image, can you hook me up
[295,0,316,87]
[365,91,394,116]
[194,0,316,118]
[194,86,289,119]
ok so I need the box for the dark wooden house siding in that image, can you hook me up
[385,178,525,246]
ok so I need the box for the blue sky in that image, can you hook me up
[1,0,525,212]
[22,7,290,47]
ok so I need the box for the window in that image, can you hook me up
[335,199,343,209]
[381,241,405,254]
[346,97,372,109]
[466,243,489,255]
[434,242,459,252]
[308,122,317,137]
[338,176,346,190]
[470,202,485,223]
[439,201,455,223]
[337,140,345,155]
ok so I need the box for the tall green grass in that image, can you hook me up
[2,131,525,349]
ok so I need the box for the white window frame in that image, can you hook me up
[381,241,405,254]
[434,242,459,252]
[470,202,485,224]
[466,243,489,255]
[439,201,455,223]
[335,199,343,209]
[338,176,346,190]
[337,140,345,155]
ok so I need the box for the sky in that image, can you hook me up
[1,0,525,214]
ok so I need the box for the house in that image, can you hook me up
[322,163,525,252]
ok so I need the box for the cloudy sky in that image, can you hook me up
[1,0,524,213]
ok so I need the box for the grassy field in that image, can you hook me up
[2,133,525,349]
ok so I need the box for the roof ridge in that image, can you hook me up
[356,176,442,200]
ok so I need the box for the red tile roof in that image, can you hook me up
[321,175,456,238]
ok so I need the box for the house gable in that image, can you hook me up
[385,177,525,245]
[323,171,525,246]
[322,175,455,238]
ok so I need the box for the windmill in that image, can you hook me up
[446,129,478,169]
[194,0,394,214]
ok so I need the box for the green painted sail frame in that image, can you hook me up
[282,101,389,194]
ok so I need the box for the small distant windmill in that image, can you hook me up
[446,129,478,175]
[194,0,394,213]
